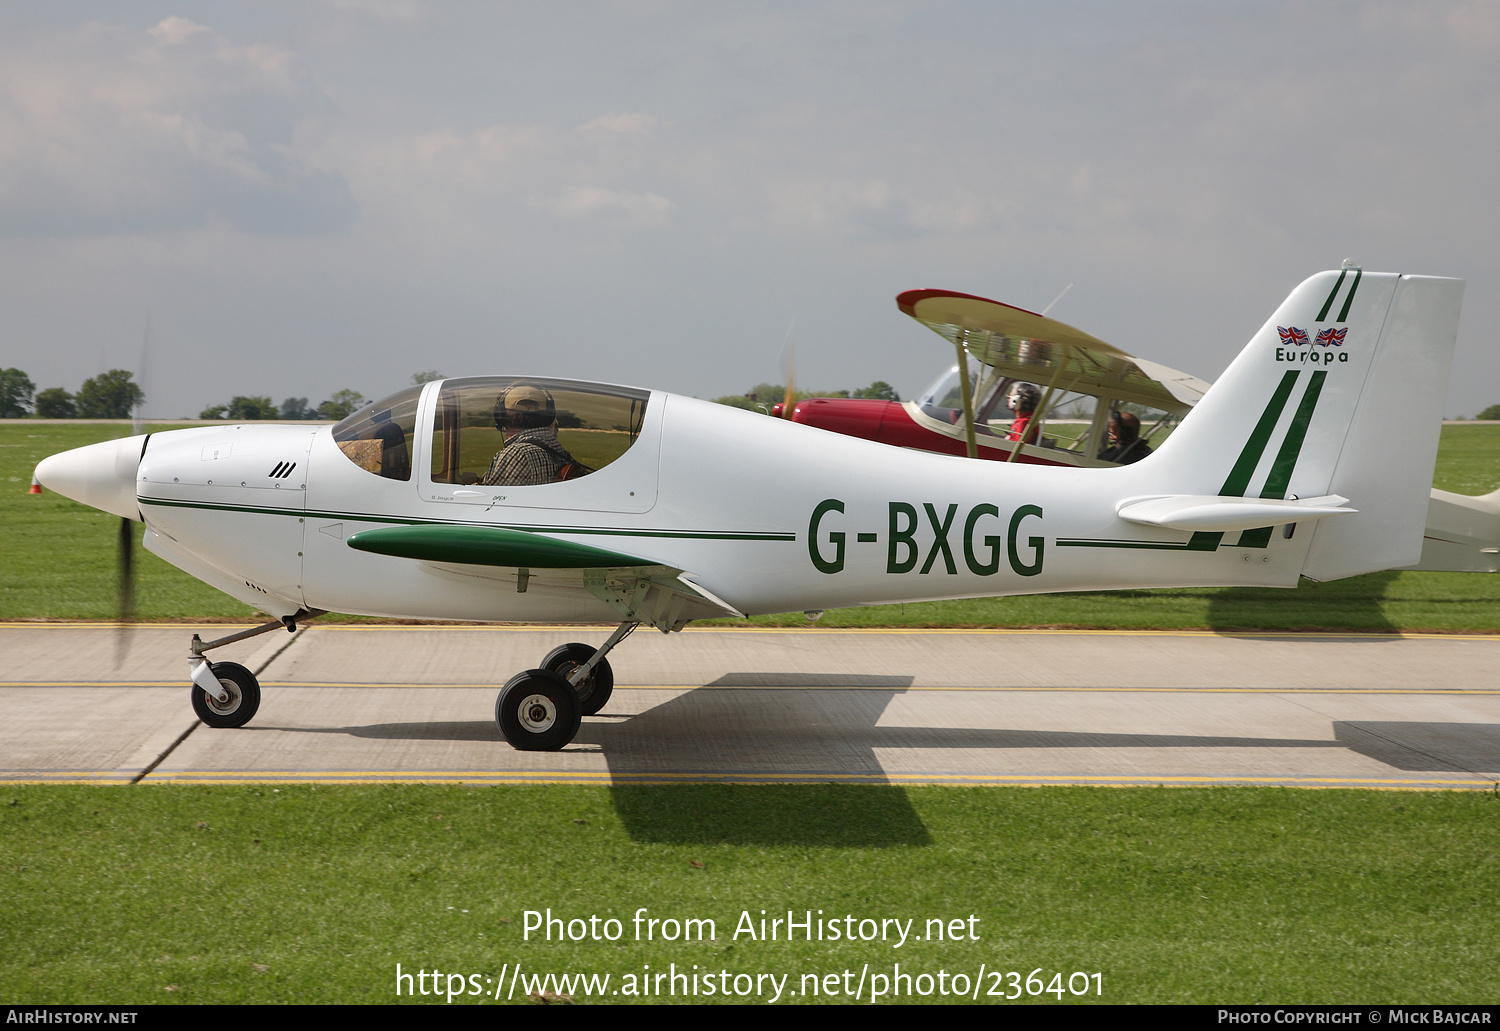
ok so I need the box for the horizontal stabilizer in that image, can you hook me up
[346,524,657,568]
[1403,488,1500,572]
[1117,494,1355,533]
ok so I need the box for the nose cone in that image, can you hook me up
[34,434,148,521]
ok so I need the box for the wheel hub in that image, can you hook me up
[517,693,557,733]
[205,681,241,715]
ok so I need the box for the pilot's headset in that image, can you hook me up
[494,383,557,432]
[1008,382,1041,414]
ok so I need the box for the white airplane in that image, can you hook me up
[35,269,1464,751]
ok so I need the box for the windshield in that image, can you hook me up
[915,360,980,409]
[331,385,423,481]
[917,360,1025,429]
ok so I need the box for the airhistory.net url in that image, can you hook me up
[395,962,1103,1002]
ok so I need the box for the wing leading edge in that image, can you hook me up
[345,523,746,629]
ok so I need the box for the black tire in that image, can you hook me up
[496,669,581,751]
[191,661,261,728]
[541,642,614,716]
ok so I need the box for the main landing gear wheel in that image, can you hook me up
[496,669,581,751]
[191,661,261,729]
[541,642,614,716]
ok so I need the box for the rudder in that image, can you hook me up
[1302,274,1464,579]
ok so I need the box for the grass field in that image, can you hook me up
[6,426,1498,1008]
[5,421,1500,630]
[2,784,1496,1005]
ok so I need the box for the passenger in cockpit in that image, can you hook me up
[482,383,583,486]
[1099,411,1152,465]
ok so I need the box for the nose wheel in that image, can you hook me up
[191,661,261,728]
[182,611,320,730]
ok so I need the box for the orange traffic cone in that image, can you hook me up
[28,474,41,494]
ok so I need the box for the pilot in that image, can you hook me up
[1098,411,1152,465]
[1006,382,1042,444]
[482,383,582,486]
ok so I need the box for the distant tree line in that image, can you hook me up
[195,373,445,421]
[711,380,900,411]
[1,368,144,418]
[199,390,368,422]
[2,368,910,421]
[0,365,376,422]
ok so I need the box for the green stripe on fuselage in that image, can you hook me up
[135,495,794,541]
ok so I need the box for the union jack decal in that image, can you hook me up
[1277,326,1310,346]
[1314,327,1347,347]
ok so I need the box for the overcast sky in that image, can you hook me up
[2,1,1496,417]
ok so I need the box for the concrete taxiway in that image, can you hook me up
[2,622,1497,789]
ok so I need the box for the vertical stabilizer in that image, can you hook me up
[1141,270,1462,579]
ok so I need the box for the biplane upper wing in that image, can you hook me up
[1129,357,1213,406]
[896,288,1206,413]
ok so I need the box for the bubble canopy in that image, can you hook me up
[430,377,650,487]
[330,378,651,486]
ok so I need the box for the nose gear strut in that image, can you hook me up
[185,609,323,726]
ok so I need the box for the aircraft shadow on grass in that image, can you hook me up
[1205,569,1401,634]
[267,674,1500,845]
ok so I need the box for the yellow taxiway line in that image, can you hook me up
[6,771,1493,791]
[4,621,1500,642]
[5,681,1500,694]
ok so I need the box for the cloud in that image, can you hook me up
[322,0,440,26]
[0,18,356,236]
[339,114,679,238]
[531,186,676,227]
[577,112,659,134]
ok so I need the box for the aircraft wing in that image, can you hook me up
[346,524,746,628]
[1130,357,1213,406]
[896,288,1203,413]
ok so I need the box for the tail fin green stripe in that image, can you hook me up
[1316,270,1347,322]
[1336,269,1362,322]
[1235,370,1328,548]
[1221,371,1301,497]
[1183,370,1302,553]
[1261,370,1326,498]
